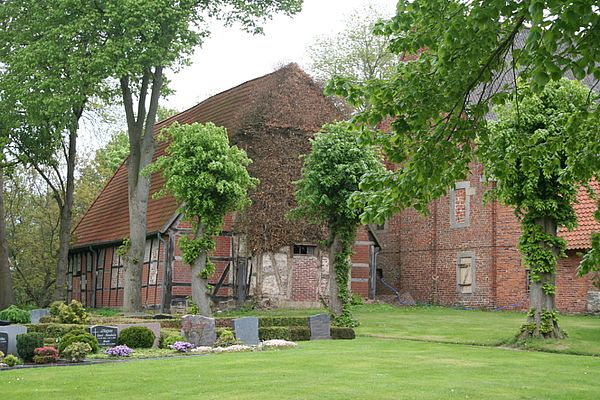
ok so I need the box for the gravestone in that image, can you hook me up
[89,325,118,347]
[0,325,27,355]
[30,309,50,324]
[181,315,216,347]
[309,314,331,340]
[116,323,161,348]
[233,317,259,346]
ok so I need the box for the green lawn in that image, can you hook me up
[2,304,600,399]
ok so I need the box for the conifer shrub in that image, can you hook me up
[58,330,99,354]
[16,332,45,361]
[118,326,155,348]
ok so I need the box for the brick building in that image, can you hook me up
[68,64,599,314]
[68,65,380,311]
[375,164,599,313]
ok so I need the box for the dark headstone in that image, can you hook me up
[233,317,259,346]
[30,309,50,324]
[0,325,27,355]
[181,315,216,347]
[0,332,7,355]
[89,325,118,347]
[152,314,173,320]
[309,314,331,340]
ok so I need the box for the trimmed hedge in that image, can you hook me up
[289,327,311,341]
[25,323,84,339]
[259,317,309,328]
[118,326,155,348]
[331,327,355,340]
[16,332,45,361]
[259,327,291,341]
[157,319,182,330]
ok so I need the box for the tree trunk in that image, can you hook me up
[0,169,15,309]
[52,127,77,301]
[328,234,344,315]
[519,216,566,339]
[191,224,212,316]
[121,67,163,313]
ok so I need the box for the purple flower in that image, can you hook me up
[105,345,134,357]
[170,341,194,353]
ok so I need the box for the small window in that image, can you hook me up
[458,256,473,294]
[375,221,386,231]
[293,244,316,256]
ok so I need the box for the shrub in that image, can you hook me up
[33,347,59,364]
[49,300,89,324]
[215,328,240,347]
[160,332,185,349]
[58,331,99,354]
[62,342,92,363]
[351,293,364,306]
[259,327,291,341]
[16,332,45,361]
[105,345,134,357]
[170,341,195,352]
[118,326,155,348]
[158,319,182,330]
[259,317,308,328]
[3,354,22,367]
[26,323,84,339]
[331,327,355,340]
[0,305,31,324]
[215,318,233,329]
[289,326,311,341]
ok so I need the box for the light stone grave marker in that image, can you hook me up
[233,317,259,346]
[30,309,50,324]
[309,314,331,340]
[181,315,216,347]
[0,325,27,355]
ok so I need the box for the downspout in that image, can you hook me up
[89,246,97,308]
[158,231,168,313]
[370,246,381,300]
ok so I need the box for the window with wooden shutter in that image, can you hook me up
[456,253,475,295]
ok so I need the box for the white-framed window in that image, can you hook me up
[293,244,317,256]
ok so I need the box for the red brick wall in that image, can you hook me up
[291,255,319,302]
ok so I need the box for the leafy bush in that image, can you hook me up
[259,327,291,341]
[16,332,45,361]
[3,354,22,367]
[160,332,185,349]
[158,319,182,330]
[0,305,31,324]
[26,323,84,339]
[331,327,355,340]
[105,345,134,357]
[58,330,99,354]
[49,300,89,324]
[118,326,155,348]
[215,328,240,347]
[33,347,59,364]
[259,317,308,328]
[351,293,365,306]
[62,342,92,363]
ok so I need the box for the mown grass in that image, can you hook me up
[2,338,600,399]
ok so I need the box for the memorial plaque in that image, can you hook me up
[89,325,118,347]
[30,309,50,324]
[0,332,8,355]
[309,314,331,340]
[0,325,27,355]
[181,315,216,347]
[233,317,259,346]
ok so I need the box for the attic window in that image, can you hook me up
[293,244,316,256]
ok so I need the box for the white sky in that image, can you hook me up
[163,0,397,112]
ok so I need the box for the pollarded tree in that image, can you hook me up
[293,123,386,326]
[478,79,598,339]
[150,122,258,316]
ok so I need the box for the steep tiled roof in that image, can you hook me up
[560,182,599,250]
[72,64,338,248]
